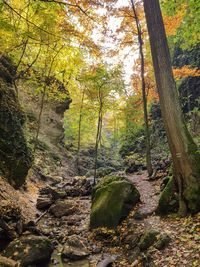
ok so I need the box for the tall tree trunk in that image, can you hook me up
[143,0,200,215]
[131,0,153,176]
[94,85,104,185]
[77,89,85,153]
[93,104,103,185]
[75,89,85,174]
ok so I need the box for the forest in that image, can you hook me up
[0,0,200,266]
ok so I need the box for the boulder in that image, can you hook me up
[0,55,33,188]
[64,177,92,197]
[156,233,171,250]
[36,197,53,210]
[2,235,53,266]
[90,175,140,229]
[50,199,78,217]
[138,229,160,251]
[39,186,66,200]
[62,235,89,260]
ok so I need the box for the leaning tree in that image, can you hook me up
[143,0,200,216]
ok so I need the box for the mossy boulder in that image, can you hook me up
[155,177,178,215]
[156,233,171,250]
[2,236,53,266]
[0,55,33,188]
[138,229,160,251]
[90,175,140,229]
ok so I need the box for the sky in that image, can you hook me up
[91,0,139,87]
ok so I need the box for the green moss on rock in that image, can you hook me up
[90,176,140,229]
[138,229,160,251]
[183,181,200,213]
[155,177,178,215]
[155,233,171,250]
[0,56,33,188]
[2,236,53,266]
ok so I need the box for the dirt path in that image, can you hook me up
[125,171,159,219]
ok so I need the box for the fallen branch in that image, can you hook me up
[35,208,50,225]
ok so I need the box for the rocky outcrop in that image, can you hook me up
[18,76,72,147]
[2,235,53,266]
[90,175,140,229]
[0,55,33,188]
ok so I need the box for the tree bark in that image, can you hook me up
[131,0,153,177]
[143,0,200,215]
[75,88,85,174]
[94,87,103,185]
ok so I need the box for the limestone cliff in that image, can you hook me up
[0,55,33,188]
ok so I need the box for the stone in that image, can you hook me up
[50,199,78,218]
[0,255,18,267]
[64,177,92,197]
[138,229,160,251]
[36,197,53,210]
[39,186,66,200]
[62,235,89,260]
[90,175,140,229]
[156,233,171,250]
[0,55,33,188]
[2,235,53,266]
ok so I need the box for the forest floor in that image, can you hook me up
[113,172,200,267]
[17,170,200,267]
[2,168,200,267]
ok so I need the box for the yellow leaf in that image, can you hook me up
[193,260,198,266]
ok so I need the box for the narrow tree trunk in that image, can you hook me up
[93,104,103,185]
[75,89,85,173]
[131,0,153,176]
[143,0,200,215]
[77,89,85,152]
[14,38,29,95]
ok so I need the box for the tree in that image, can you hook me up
[83,64,124,184]
[161,0,200,49]
[143,0,200,216]
[130,0,152,176]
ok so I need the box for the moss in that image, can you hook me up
[92,175,124,199]
[2,236,53,266]
[0,58,33,188]
[183,182,200,213]
[155,177,178,215]
[90,178,140,229]
[138,229,160,251]
[156,233,171,250]
[168,164,173,176]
